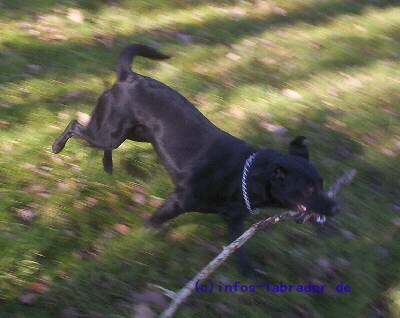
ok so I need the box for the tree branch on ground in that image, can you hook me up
[159,169,357,318]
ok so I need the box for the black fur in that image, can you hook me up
[52,44,339,276]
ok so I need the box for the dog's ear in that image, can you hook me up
[289,136,309,160]
[248,164,286,205]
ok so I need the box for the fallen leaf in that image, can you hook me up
[131,184,147,194]
[261,57,277,65]
[56,271,67,279]
[60,306,79,318]
[129,289,167,309]
[260,122,288,135]
[67,8,84,23]
[39,165,52,172]
[335,144,353,159]
[308,41,321,49]
[193,65,209,74]
[273,7,287,15]
[340,229,356,240]
[72,251,83,260]
[242,39,256,47]
[381,148,395,157]
[23,184,47,193]
[63,91,85,101]
[216,303,233,314]
[392,200,400,212]
[259,111,273,119]
[226,52,241,61]
[304,120,321,129]
[231,7,246,15]
[76,111,90,125]
[26,64,42,74]
[114,223,130,235]
[28,29,41,36]
[14,207,38,223]
[66,163,81,172]
[198,239,220,254]
[175,32,192,43]
[88,311,103,318]
[28,282,49,293]
[58,112,70,120]
[132,192,146,205]
[84,197,97,207]
[230,108,245,119]
[18,21,32,29]
[18,293,37,305]
[336,257,350,267]
[215,274,230,285]
[149,196,163,208]
[377,246,389,259]
[315,256,332,273]
[57,181,72,191]
[63,230,76,237]
[94,32,115,48]
[102,230,114,238]
[1,144,13,152]
[132,303,155,318]
[48,124,61,131]
[50,155,63,164]
[281,88,301,99]
[0,102,12,108]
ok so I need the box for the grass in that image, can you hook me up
[0,0,399,317]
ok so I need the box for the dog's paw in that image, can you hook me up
[239,264,258,280]
[52,141,64,154]
[143,217,169,233]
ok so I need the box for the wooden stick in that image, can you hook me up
[159,169,357,318]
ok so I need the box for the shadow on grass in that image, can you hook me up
[0,0,243,19]
[0,0,398,127]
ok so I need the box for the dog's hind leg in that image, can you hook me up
[52,119,116,154]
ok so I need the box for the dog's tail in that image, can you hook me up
[117,44,170,81]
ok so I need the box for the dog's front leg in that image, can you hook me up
[225,216,256,278]
[102,150,113,174]
[148,192,186,228]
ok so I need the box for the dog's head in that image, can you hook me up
[248,136,339,218]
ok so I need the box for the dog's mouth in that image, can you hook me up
[295,204,326,224]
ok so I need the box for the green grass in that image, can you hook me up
[0,0,399,317]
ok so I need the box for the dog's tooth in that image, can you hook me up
[316,215,326,224]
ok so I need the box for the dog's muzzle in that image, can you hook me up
[295,203,340,224]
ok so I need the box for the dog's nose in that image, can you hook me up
[329,203,340,215]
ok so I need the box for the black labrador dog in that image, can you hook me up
[52,44,339,276]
